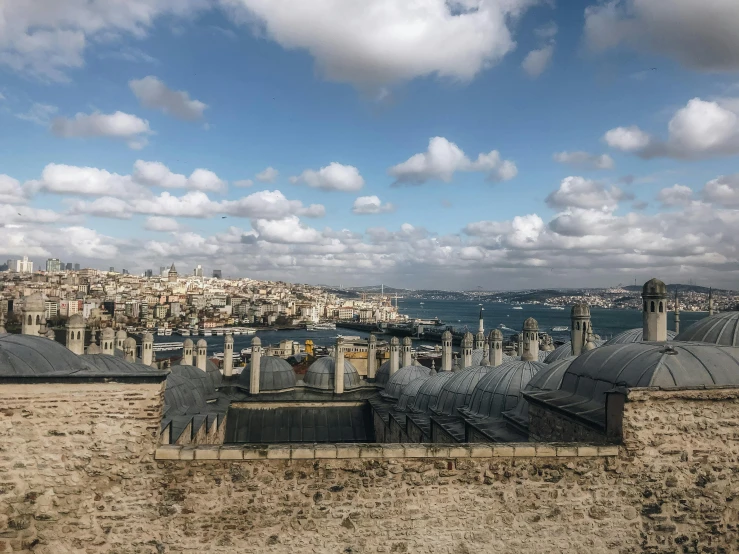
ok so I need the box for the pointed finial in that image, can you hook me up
[431,359,436,371]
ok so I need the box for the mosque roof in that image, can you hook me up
[543,339,606,363]
[375,360,391,386]
[431,365,496,417]
[396,375,432,412]
[675,312,739,346]
[471,348,486,366]
[304,356,361,391]
[526,342,739,429]
[410,370,454,415]
[603,328,677,346]
[237,356,296,392]
[380,365,432,400]
[83,355,159,374]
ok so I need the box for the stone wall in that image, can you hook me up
[1,384,738,553]
[528,403,610,444]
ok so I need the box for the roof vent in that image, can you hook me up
[661,345,678,355]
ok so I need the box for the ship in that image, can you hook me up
[175,328,190,336]
[306,322,336,331]
[552,326,569,332]
[511,306,523,310]
[152,341,184,352]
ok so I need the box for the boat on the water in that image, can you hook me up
[306,322,336,331]
[552,326,569,332]
[512,306,523,310]
[153,341,184,352]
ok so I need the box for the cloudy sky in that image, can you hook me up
[1,0,739,290]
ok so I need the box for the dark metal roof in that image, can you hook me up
[527,342,739,428]
[460,360,546,419]
[83,354,158,374]
[471,349,485,366]
[380,365,432,400]
[396,375,432,412]
[224,404,373,443]
[237,356,296,392]
[304,356,361,391]
[163,366,213,417]
[604,328,677,346]
[431,365,496,417]
[675,312,739,346]
[543,342,573,363]
[0,333,92,376]
[376,360,391,386]
[410,370,454,415]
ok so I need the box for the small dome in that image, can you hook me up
[237,356,296,392]
[23,293,45,312]
[460,360,545,419]
[67,313,85,328]
[86,343,102,355]
[432,365,496,417]
[603,328,676,346]
[304,356,361,391]
[402,336,412,346]
[571,303,590,317]
[123,337,136,349]
[0,334,91,376]
[183,338,194,348]
[396,375,432,412]
[411,371,454,414]
[675,312,739,346]
[642,278,667,297]
[488,329,502,341]
[390,336,399,345]
[462,332,473,347]
[523,317,538,330]
[441,330,452,341]
[225,334,234,344]
[102,328,115,340]
[252,336,262,346]
[381,364,432,400]
[116,330,127,340]
[375,360,391,386]
[197,339,207,348]
[143,332,154,342]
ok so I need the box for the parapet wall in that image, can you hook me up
[1,383,738,553]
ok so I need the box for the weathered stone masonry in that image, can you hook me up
[1,381,738,553]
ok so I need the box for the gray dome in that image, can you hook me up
[544,339,606,362]
[411,371,454,414]
[164,366,214,417]
[396,375,432,412]
[471,349,485,366]
[238,356,296,392]
[461,360,546,419]
[571,303,590,317]
[375,360,391,386]
[675,312,739,346]
[432,365,496,417]
[23,293,44,312]
[604,328,676,346]
[83,354,158,374]
[529,342,739,427]
[304,356,361,391]
[381,365,432,400]
[0,334,91,376]
[643,278,667,296]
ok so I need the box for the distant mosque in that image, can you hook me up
[2,279,739,448]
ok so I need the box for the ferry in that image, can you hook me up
[199,328,213,336]
[156,328,164,336]
[176,328,191,336]
[511,306,523,310]
[214,328,224,336]
[152,341,184,352]
[550,306,566,310]
[552,326,569,332]
[306,322,336,331]
[337,334,360,341]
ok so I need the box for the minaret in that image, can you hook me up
[462,332,473,368]
[101,327,115,355]
[66,314,85,355]
[401,336,412,367]
[223,335,234,377]
[335,337,345,394]
[367,334,377,380]
[389,337,400,376]
[708,288,714,316]
[478,306,484,334]
[570,303,591,357]
[441,331,453,371]
[196,338,208,371]
[116,330,127,351]
[21,293,44,336]
[250,336,262,395]
[142,332,154,366]
[123,337,136,362]
[642,278,668,341]
[521,318,539,362]
[182,338,194,365]
[674,289,681,335]
[488,329,503,367]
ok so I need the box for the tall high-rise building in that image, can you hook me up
[46,258,61,272]
[109,267,115,273]
[212,269,222,279]
[145,269,153,278]
[159,266,167,277]
[122,269,129,275]
[8,256,33,273]
[66,263,73,271]
[194,265,203,277]
[74,263,80,271]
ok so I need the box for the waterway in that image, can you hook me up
[153,299,709,357]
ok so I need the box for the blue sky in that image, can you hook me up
[1,1,739,289]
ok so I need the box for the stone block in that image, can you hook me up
[577,446,599,457]
[513,445,536,457]
[381,445,405,458]
[492,446,514,457]
[194,446,220,460]
[535,445,557,457]
[179,447,196,461]
[155,446,182,460]
[266,446,291,460]
[359,446,383,458]
[314,445,337,459]
[243,446,269,460]
[219,446,244,460]
[597,445,619,457]
[469,446,493,458]
[448,446,471,458]
[428,445,451,458]
[291,446,315,460]
[556,446,578,457]
[335,444,360,459]
[403,445,429,458]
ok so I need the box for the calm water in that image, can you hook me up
[154,298,708,356]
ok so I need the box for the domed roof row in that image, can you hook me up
[238,356,297,392]
[381,364,432,400]
[304,356,361,391]
[604,328,676,346]
[675,311,739,346]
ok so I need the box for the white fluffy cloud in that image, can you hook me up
[67,197,133,219]
[220,189,325,219]
[352,195,395,214]
[522,45,553,78]
[584,0,739,72]
[133,160,226,192]
[546,176,628,211]
[657,184,694,207]
[28,164,149,198]
[144,216,181,231]
[290,163,364,192]
[604,98,739,160]
[702,174,739,207]
[553,151,614,170]
[251,216,323,244]
[389,136,517,184]
[129,76,207,121]
[50,111,152,149]
[0,204,63,224]
[256,166,279,183]
[224,0,532,88]
[0,176,29,204]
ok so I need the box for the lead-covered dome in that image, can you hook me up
[0,334,91,376]
[643,278,667,296]
[604,328,676,346]
[675,312,739,346]
[460,360,545,419]
[544,339,606,363]
[381,364,432,400]
[375,360,391,386]
[396,375,432,412]
[304,356,361,391]
[238,356,296,392]
[411,371,454,414]
[431,365,496,417]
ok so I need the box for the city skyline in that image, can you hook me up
[2,2,739,289]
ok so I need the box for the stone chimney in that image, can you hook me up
[642,278,668,342]
[250,337,262,395]
[66,314,85,355]
[488,329,503,367]
[335,337,345,394]
[462,332,473,368]
[521,318,539,362]
[223,334,234,377]
[367,334,377,380]
[142,332,154,366]
[123,337,136,362]
[401,336,412,368]
[390,337,400,376]
[116,330,127,351]
[441,331,453,371]
[570,303,591,357]
[101,327,115,356]
[196,339,208,371]
[182,338,194,366]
